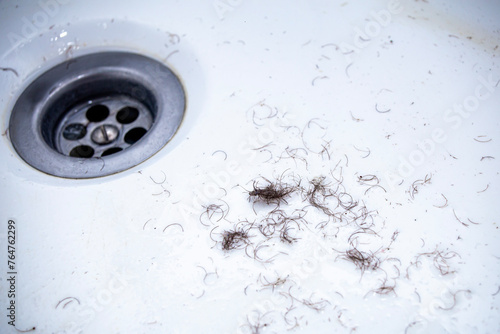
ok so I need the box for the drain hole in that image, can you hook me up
[102,147,123,157]
[124,127,147,144]
[70,145,95,158]
[116,107,139,124]
[9,51,186,178]
[86,105,109,122]
[63,123,87,140]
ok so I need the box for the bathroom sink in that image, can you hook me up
[0,0,499,333]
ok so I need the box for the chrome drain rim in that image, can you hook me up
[9,51,185,178]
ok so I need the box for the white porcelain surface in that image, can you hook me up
[0,1,499,333]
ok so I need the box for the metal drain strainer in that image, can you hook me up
[9,52,185,178]
[57,96,153,158]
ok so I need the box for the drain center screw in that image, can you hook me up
[91,124,119,145]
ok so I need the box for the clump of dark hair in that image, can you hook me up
[305,176,334,216]
[338,247,381,274]
[221,224,253,251]
[248,179,295,205]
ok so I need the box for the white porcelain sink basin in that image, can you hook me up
[1,1,499,333]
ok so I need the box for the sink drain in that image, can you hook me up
[56,96,153,157]
[9,52,185,178]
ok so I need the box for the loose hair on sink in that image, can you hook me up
[221,221,255,251]
[247,172,298,206]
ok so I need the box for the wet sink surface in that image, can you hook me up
[0,1,499,333]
